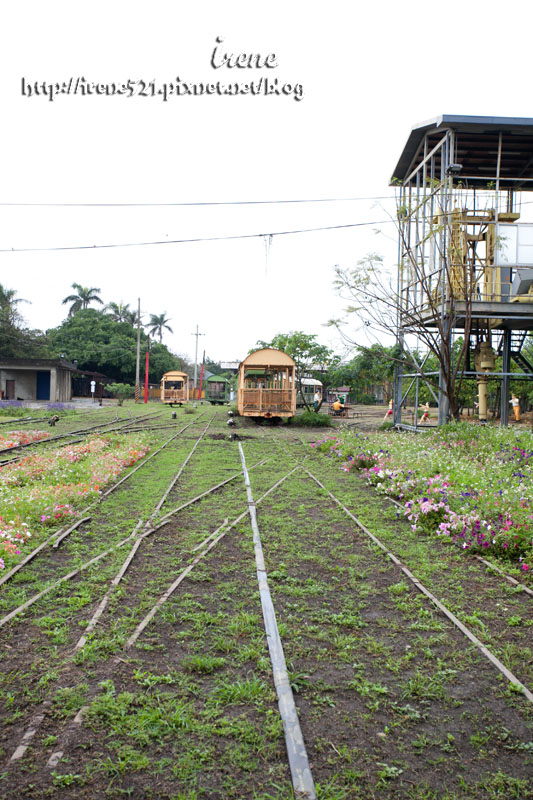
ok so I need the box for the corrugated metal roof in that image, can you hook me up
[0,358,78,371]
[391,114,533,188]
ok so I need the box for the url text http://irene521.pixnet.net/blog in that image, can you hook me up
[20,35,304,103]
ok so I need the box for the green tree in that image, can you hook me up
[254,331,337,411]
[104,301,132,323]
[0,284,49,358]
[333,249,474,422]
[147,342,189,384]
[0,284,30,326]
[125,308,142,327]
[204,356,222,374]
[148,313,173,343]
[47,309,186,384]
[514,336,533,411]
[329,344,397,403]
[62,283,104,317]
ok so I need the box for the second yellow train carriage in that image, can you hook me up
[160,371,190,406]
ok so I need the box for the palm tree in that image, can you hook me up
[125,309,142,327]
[104,301,131,323]
[62,283,103,317]
[148,313,173,343]
[0,283,30,325]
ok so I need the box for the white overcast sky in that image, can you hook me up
[2,0,533,365]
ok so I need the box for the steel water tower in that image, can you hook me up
[391,115,533,427]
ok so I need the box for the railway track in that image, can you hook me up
[0,410,209,592]
[0,404,209,472]
[0,406,167,465]
[0,414,531,799]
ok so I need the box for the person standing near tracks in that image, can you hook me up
[383,398,393,422]
[510,393,521,422]
[419,402,430,423]
[313,389,321,412]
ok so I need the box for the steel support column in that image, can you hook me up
[393,363,403,426]
[500,328,511,426]
[438,316,451,425]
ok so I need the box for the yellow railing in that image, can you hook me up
[162,389,188,402]
[240,388,294,413]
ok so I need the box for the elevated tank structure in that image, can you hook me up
[391,115,533,427]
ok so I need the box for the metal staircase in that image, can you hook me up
[496,330,533,373]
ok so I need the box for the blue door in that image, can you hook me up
[36,371,50,400]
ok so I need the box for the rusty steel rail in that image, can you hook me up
[304,467,533,705]
[385,495,533,598]
[0,415,207,586]
[0,420,253,631]
[238,445,316,800]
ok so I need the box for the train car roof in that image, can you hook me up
[240,348,296,368]
[206,374,229,382]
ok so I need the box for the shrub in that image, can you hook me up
[46,403,75,415]
[106,383,135,406]
[292,411,332,427]
[0,406,26,418]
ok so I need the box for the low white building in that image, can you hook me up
[0,358,77,403]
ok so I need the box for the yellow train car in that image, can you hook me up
[237,348,296,419]
[160,371,190,406]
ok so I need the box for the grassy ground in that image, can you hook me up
[0,405,531,799]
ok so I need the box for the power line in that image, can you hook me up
[4,190,533,210]
[0,219,393,254]
[0,195,396,208]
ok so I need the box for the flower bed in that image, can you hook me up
[312,425,532,571]
[0,430,51,449]
[0,435,150,569]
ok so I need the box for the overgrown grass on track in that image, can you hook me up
[0,411,531,800]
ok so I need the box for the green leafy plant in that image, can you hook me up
[107,383,135,405]
[292,410,332,427]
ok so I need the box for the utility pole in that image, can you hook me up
[135,297,141,403]
[191,324,205,399]
[144,335,150,404]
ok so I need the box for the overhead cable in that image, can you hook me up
[0,219,393,254]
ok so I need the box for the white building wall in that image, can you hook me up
[0,369,37,400]
[56,369,72,402]
[50,368,57,402]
